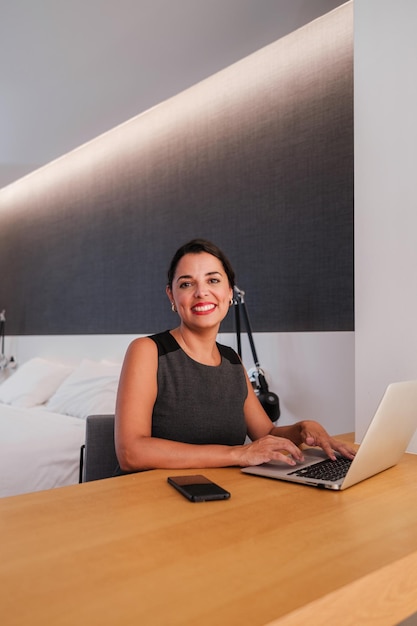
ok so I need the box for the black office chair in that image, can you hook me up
[80,414,118,482]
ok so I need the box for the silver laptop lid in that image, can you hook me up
[341,380,417,489]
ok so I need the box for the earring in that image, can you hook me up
[171,302,177,313]
[229,298,234,306]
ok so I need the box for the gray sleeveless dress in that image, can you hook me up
[149,330,248,445]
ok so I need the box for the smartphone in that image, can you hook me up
[167,474,231,502]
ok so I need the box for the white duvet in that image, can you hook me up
[0,404,86,497]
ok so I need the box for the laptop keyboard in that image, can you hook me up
[288,456,352,482]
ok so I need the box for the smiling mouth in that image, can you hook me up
[192,303,216,314]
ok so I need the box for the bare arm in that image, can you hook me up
[244,372,356,461]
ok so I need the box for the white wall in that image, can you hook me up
[5,331,355,435]
[355,0,417,451]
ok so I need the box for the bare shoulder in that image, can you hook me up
[122,336,158,371]
[116,337,158,437]
[119,336,159,395]
[127,336,158,355]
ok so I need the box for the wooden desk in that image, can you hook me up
[2,435,417,626]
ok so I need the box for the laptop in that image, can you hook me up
[242,380,417,490]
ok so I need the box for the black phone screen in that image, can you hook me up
[167,475,231,502]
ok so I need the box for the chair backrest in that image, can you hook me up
[81,414,118,482]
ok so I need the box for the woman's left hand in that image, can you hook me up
[298,420,356,460]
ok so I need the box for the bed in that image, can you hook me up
[0,357,121,497]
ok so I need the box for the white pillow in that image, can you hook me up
[0,357,73,408]
[45,359,121,419]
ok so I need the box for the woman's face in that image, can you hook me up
[166,252,233,330]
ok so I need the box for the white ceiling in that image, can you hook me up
[0,0,346,187]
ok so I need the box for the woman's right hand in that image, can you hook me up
[233,435,305,467]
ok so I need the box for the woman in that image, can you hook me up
[115,238,355,471]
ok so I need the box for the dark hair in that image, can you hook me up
[167,239,235,289]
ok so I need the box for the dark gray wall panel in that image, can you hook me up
[0,3,353,335]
